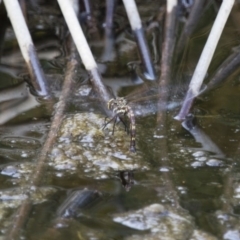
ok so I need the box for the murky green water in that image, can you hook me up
[0,1,240,239]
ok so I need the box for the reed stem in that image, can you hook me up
[6,38,79,240]
[57,0,112,113]
[176,0,207,58]
[175,0,235,120]
[157,0,177,125]
[3,0,50,97]
[122,0,156,80]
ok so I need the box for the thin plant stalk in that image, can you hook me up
[222,168,234,213]
[82,0,100,38]
[57,0,112,114]
[101,0,116,62]
[105,0,116,37]
[200,50,240,96]
[176,0,207,58]
[154,1,179,208]
[57,0,96,71]
[3,0,49,97]
[175,0,235,120]
[71,0,80,14]
[122,0,156,80]
[157,0,178,125]
[83,0,91,14]
[6,39,79,240]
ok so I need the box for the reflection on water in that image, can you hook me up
[0,0,240,239]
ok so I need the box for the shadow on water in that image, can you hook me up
[0,0,240,239]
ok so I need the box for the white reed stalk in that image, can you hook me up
[57,0,97,70]
[4,0,49,97]
[3,0,34,63]
[175,0,235,120]
[167,0,177,13]
[122,0,156,80]
[122,0,142,30]
[188,0,234,96]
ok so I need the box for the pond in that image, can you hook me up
[0,0,240,239]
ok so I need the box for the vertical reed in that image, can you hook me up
[175,0,235,120]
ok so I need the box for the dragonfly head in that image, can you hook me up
[107,97,128,110]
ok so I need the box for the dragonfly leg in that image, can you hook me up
[119,116,129,133]
[102,115,117,131]
[112,115,119,135]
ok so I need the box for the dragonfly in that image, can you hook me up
[103,97,137,152]
[101,81,184,152]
